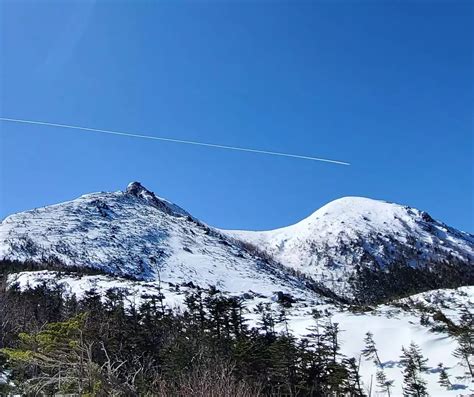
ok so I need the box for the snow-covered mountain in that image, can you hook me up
[224,196,474,300]
[0,182,317,301]
[1,182,473,395]
[1,182,473,302]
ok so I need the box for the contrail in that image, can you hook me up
[0,117,350,165]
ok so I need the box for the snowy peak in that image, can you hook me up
[0,184,319,302]
[288,196,438,232]
[223,196,474,300]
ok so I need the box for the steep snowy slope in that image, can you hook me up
[224,197,474,299]
[0,182,317,301]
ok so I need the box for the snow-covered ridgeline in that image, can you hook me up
[223,197,474,296]
[1,183,472,301]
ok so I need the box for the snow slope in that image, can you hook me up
[223,197,474,297]
[0,182,318,302]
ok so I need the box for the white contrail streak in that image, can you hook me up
[0,117,350,165]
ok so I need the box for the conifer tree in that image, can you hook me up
[256,303,276,338]
[229,296,247,338]
[1,313,100,395]
[324,320,342,363]
[362,331,382,366]
[323,320,348,395]
[277,306,291,337]
[304,321,332,395]
[344,356,366,396]
[400,343,429,397]
[376,368,394,397]
[437,363,451,390]
[453,307,473,378]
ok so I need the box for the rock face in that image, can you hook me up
[1,183,473,302]
[125,181,193,218]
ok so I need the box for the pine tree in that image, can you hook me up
[304,321,332,395]
[229,296,247,338]
[323,320,347,395]
[362,331,382,366]
[400,343,429,397]
[453,307,473,378]
[268,333,299,396]
[376,368,394,396]
[344,356,366,396]
[410,343,429,373]
[277,306,291,338]
[324,320,342,363]
[256,303,276,338]
[1,313,100,395]
[437,363,451,390]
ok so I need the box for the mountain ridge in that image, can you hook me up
[1,182,472,303]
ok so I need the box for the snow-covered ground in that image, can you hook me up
[7,271,474,396]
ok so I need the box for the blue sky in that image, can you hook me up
[1,0,472,232]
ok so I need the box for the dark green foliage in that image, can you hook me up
[350,260,474,304]
[437,363,451,390]
[0,258,109,278]
[452,307,473,378]
[400,342,429,397]
[362,331,382,366]
[1,274,368,396]
[376,368,394,396]
[343,357,366,396]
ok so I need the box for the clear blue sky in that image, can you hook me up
[1,1,473,232]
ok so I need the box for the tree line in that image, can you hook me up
[0,262,472,396]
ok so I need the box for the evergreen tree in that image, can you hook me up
[400,343,429,397]
[256,303,276,338]
[324,320,342,363]
[229,296,247,338]
[437,363,451,390]
[362,331,382,366]
[344,356,366,396]
[4,264,460,396]
[304,321,332,395]
[323,320,348,395]
[453,307,473,378]
[376,368,394,397]
[1,313,102,395]
[267,334,299,396]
